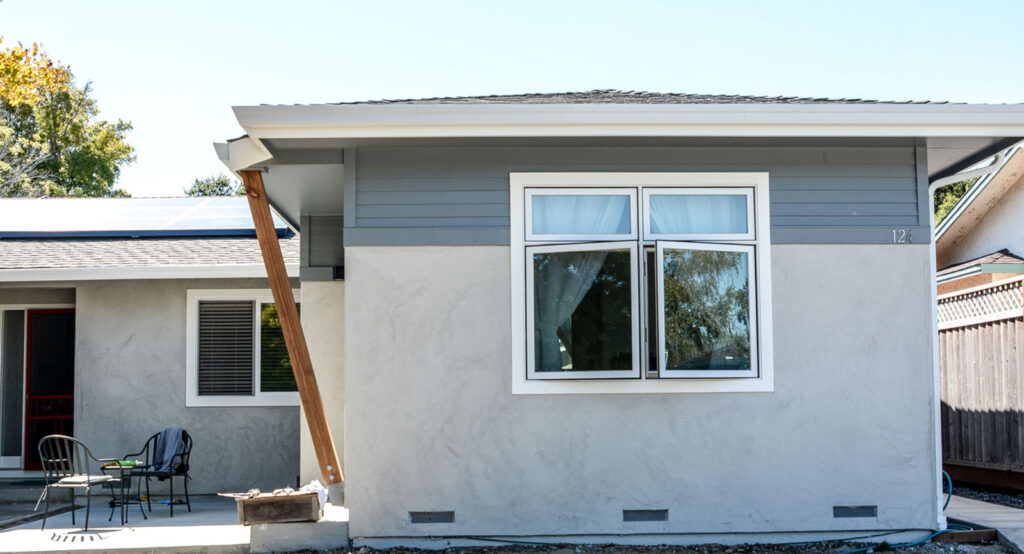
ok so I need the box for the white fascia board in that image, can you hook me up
[233,103,1024,139]
[0,263,299,282]
[215,135,274,173]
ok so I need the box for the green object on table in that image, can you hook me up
[102,460,138,468]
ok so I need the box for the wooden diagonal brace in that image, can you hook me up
[241,170,343,485]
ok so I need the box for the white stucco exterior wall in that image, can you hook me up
[342,244,937,541]
[74,278,300,494]
[940,179,1024,267]
[299,280,346,488]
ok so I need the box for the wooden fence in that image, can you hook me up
[939,275,1024,473]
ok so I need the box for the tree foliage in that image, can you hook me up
[934,179,977,224]
[0,39,133,197]
[184,173,244,196]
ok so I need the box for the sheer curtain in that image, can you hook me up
[532,251,608,371]
[532,195,629,235]
[649,195,746,235]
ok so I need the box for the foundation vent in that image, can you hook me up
[833,505,877,518]
[409,511,455,524]
[623,509,668,522]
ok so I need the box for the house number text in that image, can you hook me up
[892,229,912,244]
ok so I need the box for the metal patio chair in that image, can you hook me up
[37,435,117,531]
[125,428,192,516]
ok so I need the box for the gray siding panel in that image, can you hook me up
[349,146,924,246]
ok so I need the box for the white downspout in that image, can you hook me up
[927,149,1010,530]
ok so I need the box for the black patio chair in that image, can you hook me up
[124,429,192,516]
[37,434,117,531]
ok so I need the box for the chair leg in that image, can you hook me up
[84,486,91,532]
[71,489,75,526]
[145,477,151,513]
[136,475,147,520]
[41,487,50,530]
[184,476,191,512]
[169,477,174,518]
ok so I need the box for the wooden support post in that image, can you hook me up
[241,170,343,485]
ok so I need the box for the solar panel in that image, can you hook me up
[0,197,291,238]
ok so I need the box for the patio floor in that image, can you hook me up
[0,495,249,553]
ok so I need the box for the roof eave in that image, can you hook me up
[231,103,1024,140]
[0,263,299,283]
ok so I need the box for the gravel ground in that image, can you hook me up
[953,486,1024,510]
[321,540,1009,554]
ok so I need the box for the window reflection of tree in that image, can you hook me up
[663,250,750,370]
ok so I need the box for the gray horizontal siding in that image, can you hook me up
[348,146,925,246]
[301,215,344,280]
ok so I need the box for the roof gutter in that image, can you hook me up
[232,103,1024,140]
[0,263,300,283]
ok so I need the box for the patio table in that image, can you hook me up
[100,461,149,525]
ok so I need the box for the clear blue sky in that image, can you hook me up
[2,0,1023,197]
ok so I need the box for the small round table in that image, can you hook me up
[101,462,149,525]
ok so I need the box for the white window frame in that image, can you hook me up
[526,241,641,380]
[656,241,758,379]
[185,289,301,407]
[510,172,774,395]
[525,187,638,242]
[642,187,755,241]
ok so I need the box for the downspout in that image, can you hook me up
[926,149,1009,530]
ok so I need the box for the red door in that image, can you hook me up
[24,309,75,470]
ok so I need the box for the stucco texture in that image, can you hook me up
[299,280,346,487]
[74,278,300,494]
[343,245,937,539]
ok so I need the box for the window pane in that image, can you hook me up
[662,248,751,370]
[260,303,298,392]
[649,194,747,235]
[532,247,633,372]
[531,194,630,236]
[198,301,254,395]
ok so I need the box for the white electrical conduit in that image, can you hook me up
[926,148,1011,530]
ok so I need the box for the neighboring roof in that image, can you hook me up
[937,249,1024,283]
[342,90,951,105]
[0,197,290,238]
[935,144,1024,260]
[0,197,299,282]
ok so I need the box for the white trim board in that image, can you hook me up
[232,103,1024,140]
[0,264,299,283]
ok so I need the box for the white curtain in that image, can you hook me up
[532,195,629,235]
[649,195,746,235]
[533,251,609,371]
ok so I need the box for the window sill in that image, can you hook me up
[185,393,301,408]
[511,376,774,395]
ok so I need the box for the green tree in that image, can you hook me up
[184,173,244,196]
[934,179,977,223]
[0,40,133,197]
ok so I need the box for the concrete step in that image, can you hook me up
[0,484,71,504]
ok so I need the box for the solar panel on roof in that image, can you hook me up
[0,197,291,238]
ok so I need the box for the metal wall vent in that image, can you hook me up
[409,511,455,524]
[833,505,877,518]
[623,509,668,522]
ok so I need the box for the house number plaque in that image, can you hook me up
[892,229,913,244]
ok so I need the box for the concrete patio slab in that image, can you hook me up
[947,494,1024,553]
[0,495,249,553]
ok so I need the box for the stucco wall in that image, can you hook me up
[74,278,300,494]
[343,244,937,539]
[299,280,346,487]
[940,179,1024,268]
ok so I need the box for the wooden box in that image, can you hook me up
[235,492,322,525]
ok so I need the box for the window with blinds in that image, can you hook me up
[197,301,255,395]
[195,299,299,397]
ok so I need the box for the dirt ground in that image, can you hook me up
[328,540,1010,554]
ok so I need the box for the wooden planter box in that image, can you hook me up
[235,492,322,525]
